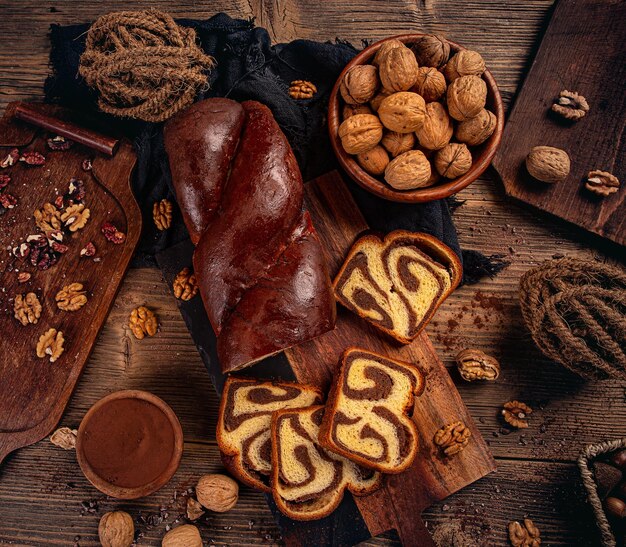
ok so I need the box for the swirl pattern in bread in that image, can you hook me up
[217,377,323,492]
[333,230,462,344]
[319,348,424,473]
[271,405,381,520]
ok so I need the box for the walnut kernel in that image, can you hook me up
[36,328,65,363]
[129,306,158,339]
[173,267,199,301]
[186,497,205,521]
[585,170,620,197]
[434,143,472,179]
[98,511,135,547]
[56,282,88,312]
[443,49,485,81]
[378,91,426,133]
[381,131,415,158]
[357,145,389,176]
[338,114,383,154]
[162,524,202,547]
[384,150,432,190]
[446,75,487,121]
[340,65,379,105]
[526,146,570,183]
[153,199,173,231]
[34,203,61,232]
[434,421,471,456]
[456,348,500,381]
[61,203,90,232]
[455,108,497,146]
[50,427,77,450]
[502,400,532,429]
[410,34,450,68]
[551,90,589,121]
[14,292,42,326]
[196,473,239,512]
[378,45,419,92]
[288,80,317,100]
[508,519,541,547]
[411,66,447,102]
[415,102,453,150]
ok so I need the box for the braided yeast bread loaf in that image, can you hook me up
[271,406,381,521]
[217,377,323,492]
[164,99,336,372]
[319,348,424,473]
[333,230,462,344]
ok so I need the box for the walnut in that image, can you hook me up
[434,143,472,179]
[36,328,65,363]
[34,203,61,232]
[378,92,426,133]
[502,400,532,429]
[162,524,202,547]
[196,473,239,512]
[443,49,486,81]
[50,427,77,450]
[508,519,541,547]
[56,282,88,312]
[288,80,317,100]
[343,103,373,120]
[434,421,471,456]
[186,497,205,521]
[551,90,589,121]
[14,292,42,326]
[338,114,383,154]
[378,45,419,92]
[340,65,379,105]
[455,108,497,146]
[173,267,198,301]
[17,272,31,283]
[129,306,158,339]
[98,511,135,547]
[384,150,432,190]
[410,34,450,68]
[446,75,487,121]
[525,146,570,183]
[356,145,389,176]
[585,170,620,197]
[153,199,173,231]
[456,348,500,381]
[381,131,415,158]
[61,203,90,232]
[372,39,404,67]
[411,67,447,102]
[369,88,393,112]
[415,102,453,150]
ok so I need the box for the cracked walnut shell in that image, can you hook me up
[415,102,453,150]
[434,143,472,179]
[411,66,447,102]
[36,328,65,363]
[99,511,135,547]
[446,75,487,121]
[378,91,426,133]
[340,65,379,105]
[162,524,202,547]
[455,108,496,146]
[443,49,485,81]
[196,473,239,512]
[153,198,173,231]
[585,170,620,197]
[456,348,500,381]
[338,114,383,154]
[381,131,415,158]
[56,282,88,311]
[289,80,317,100]
[173,267,199,301]
[526,146,570,183]
[129,306,158,339]
[551,90,589,121]
[34,203,61,232]
[14,292,42,326]
[50,427,77,450]
[508,519,541,547]
[434,421,471,456]
[378,45,419,92]
[384,150,432,190]
[502,400,532,429]
[61,203,90,232]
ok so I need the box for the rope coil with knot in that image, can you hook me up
[79,9,215,122]
[519,257,626,380]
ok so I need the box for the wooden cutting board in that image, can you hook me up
[158,170,495,546]
[493,0,625,246]
[0,103,141,463]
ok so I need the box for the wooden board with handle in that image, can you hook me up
[158,170,495,546]
[492,0,626,246]
[0,102,141,464]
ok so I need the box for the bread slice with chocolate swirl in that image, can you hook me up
[271,405,381,521]
[217,377,323,492]
[333,230,462,344]
[319,348,424,474]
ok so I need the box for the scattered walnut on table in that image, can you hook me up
[36,328,65,363]
[34,202,62,232]
[0,174,11,189]
[17,272,31,284]
[173,267,198,301]
[19,151,46,166]
[502,400,532,429]
[186,497,205,521]
[456,348,500,381]
[0,193,18,210]
[508,518,541,547]
[61,203,90,232]
[47,135,73,151]
[525,146,570,184]
[289,80,317,100]
[129,306,158,339]
[101,221,126,244]
[0,148,19,168]
[551,89,589,121]
[80,242,96,258]
[153,198,173,231]
[14,292,42,326]
[56,282,88,312]
[433,421,471,456]
[585,170,620,197]
[50,427,77,450]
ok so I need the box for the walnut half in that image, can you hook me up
[153,199,173,231]
[551,89,589,121]
[56,283,88,312]
[129,306,158,339]
[508,518,541,547]
[173,267,198,301]
[502,400,532,429]
[36,328,65,363]
[14,292,42,326]
[456,348,500,381]
[585,170,620,197]
[433,421,471,456]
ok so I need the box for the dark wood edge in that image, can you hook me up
[328,34,505,203]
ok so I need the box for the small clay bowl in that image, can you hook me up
[328,34,504,203]
[76,390,183,499]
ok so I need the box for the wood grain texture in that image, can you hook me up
[1,0,625,545]
[493,0,626,246]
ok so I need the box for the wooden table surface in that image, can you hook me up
[1,1,624,545]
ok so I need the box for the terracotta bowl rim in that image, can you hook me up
[76,389,184,500]
[328,33,505,203]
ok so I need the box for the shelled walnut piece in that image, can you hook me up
[162,524,202,547]
[508,518,541,547]
[60,203,90,232]
[36,328,65,363]
[186,497,205,521]
[289,80,317,100]
[50,427,77,450]
[585,170,620,197]
[34,202,61,232]
[456,348,500,381]
[502,400,532,429]
[196,473,239,512]
[434,421,471,456]
[129,306,158,339]
[551,90,589,121]
[153,198,173,231]
[56,282,87,311]
[98,511,134,547]
[14,292,42,326]
[173,267,198,300]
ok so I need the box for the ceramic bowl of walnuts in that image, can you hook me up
[328,34,504,202]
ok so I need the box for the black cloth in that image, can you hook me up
[45,12,461,265]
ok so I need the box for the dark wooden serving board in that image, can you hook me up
[158,171,495,546]
[492,0,626,246]
[0,103,141,463]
